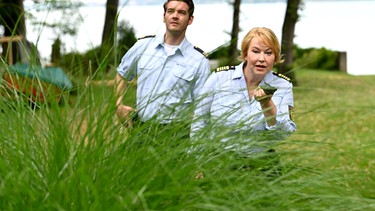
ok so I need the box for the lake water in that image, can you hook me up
[26,0,375,75]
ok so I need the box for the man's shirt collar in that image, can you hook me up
[154,34,190,56]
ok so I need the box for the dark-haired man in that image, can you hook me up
[115,0,210,128]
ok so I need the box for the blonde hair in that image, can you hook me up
[239,27,284,65]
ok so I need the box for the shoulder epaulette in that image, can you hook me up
[215,65,235,73]
[194,46,208,58]
[272,71,290,82]
[137,35,156,40]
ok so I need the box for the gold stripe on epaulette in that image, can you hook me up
[137,35,156,40]
[194,46,208,58]
[215,65,235,72]
[272,72,290,81]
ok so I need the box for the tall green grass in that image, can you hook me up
[0,68,375,210]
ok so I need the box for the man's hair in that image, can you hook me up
[163,0,195,17]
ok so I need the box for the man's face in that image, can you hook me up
[163,1,193,34]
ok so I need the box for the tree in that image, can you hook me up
[102,0,119,49]
[0,0,25,37]
[116,20,137,60]
[1,0,82,64]
[278,0,302,84]
[0,0,26,64]
[97,0,119,73]
[51,37,61,64]
[228,0,241,65]
[30,0,83,62]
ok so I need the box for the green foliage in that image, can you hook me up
[207,44,232,60]
[210,45,341,73]
[293,46,340,70]
[117,20,138,59]
[59,21,137,79]
[51,38,62,64]
[28,1,84,37]
[61,47,104,78]
[1,65,375,210]
[207,44,241,68]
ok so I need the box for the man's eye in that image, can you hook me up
[178,10,187,15]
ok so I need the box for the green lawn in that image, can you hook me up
[0,68,374,210]
[283,69,375,199]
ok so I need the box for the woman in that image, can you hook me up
[190,27,296,168]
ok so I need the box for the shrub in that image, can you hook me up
[293,46,339,71]
[59,21,137,78]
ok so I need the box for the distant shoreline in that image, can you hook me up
[24,0,375,75]
[80,0,365,7]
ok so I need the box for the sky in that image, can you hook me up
[20,0,375,75]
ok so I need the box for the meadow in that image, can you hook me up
[0,67,374,210]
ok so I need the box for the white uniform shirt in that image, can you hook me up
[190,62,296,153]
[117,34,210,124]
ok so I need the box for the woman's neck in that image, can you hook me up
[243,66,261,88]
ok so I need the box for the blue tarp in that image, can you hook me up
[8,63,73,90]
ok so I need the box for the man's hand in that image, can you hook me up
[116,104,135,126]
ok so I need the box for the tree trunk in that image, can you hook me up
[0,0,26,64]
[101,0,119,48]
[229,0,241,65]
[51,38,62,65]
[100,0,119,72]
[279,0,301,85]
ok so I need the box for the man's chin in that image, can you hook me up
[168,28,183,35]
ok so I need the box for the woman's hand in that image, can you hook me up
[254,87,272,104]
[254,86,277,126]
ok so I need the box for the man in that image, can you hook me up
[115,0,210,127]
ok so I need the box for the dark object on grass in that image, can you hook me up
[260,85,277,95]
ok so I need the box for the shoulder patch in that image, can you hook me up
[194,46,208,58]
[289,105,295,122]
[272,72,290,82]
[137,35,156,40]
[215,65,235,73]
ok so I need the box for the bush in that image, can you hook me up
[208,44,231,60]
[209,44,340,72]
[293,46,339,71]
[59,21,137,79]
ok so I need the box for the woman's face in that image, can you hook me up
[245,37,275,77]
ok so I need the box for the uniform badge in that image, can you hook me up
[289,105,295,122]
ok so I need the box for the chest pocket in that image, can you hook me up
[173,63,195,82]
[138,54,163,72]
[218,92,242,109]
